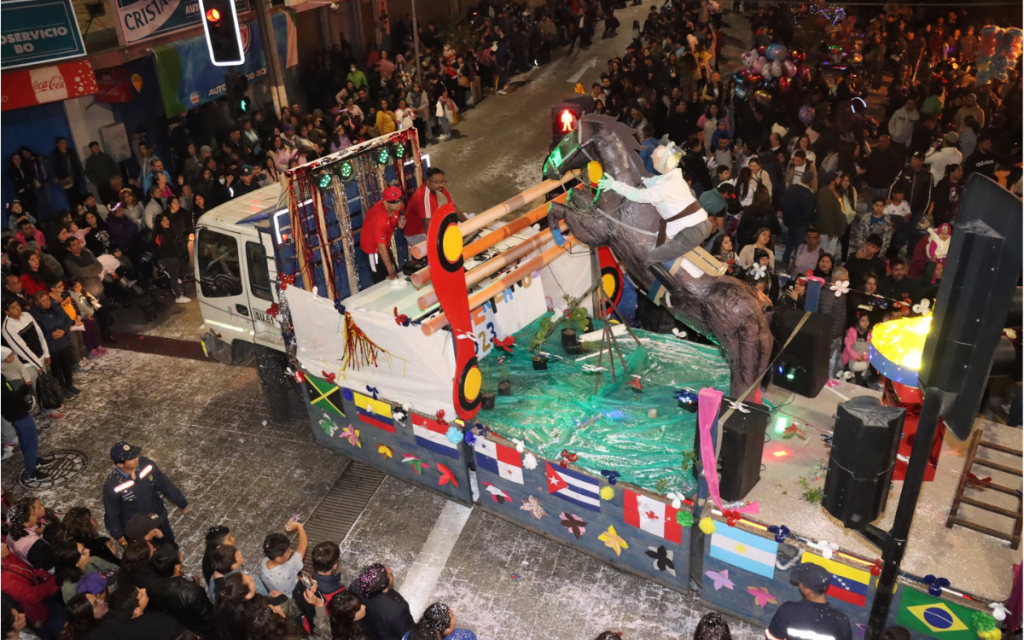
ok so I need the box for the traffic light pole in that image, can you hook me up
[255,0,288,112]
[863,388,955,640]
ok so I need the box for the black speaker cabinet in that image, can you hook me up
[770,309,832,398]
[822,396,906,528]
[695,398,770,501]
[919,176,1023,440]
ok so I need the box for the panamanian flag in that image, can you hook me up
[545,462,601,512]
[412,413,459,459]
[349,389,395,433]
[474,440,524,484]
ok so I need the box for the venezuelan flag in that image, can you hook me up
[352,391,395,433]
[800,552,871,607]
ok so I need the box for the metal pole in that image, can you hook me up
[410,0,423,89]
[864,388,953,640]
[255,0,288,112]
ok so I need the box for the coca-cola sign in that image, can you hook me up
[1,59,97,112]
[32,73,65,93]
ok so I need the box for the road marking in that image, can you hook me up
[566,57,597,83]
[398,500,474,617]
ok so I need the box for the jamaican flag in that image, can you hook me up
[305,374,345,417]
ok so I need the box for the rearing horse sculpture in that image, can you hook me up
[544,114,773,400]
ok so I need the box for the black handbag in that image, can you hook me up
[36,372,63,409]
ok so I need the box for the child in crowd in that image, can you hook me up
[843,313,874,386]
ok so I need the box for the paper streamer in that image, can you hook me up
[698,387,725,510]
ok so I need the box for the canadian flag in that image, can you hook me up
[623,489,682,544]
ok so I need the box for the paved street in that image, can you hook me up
[2,10,773,640]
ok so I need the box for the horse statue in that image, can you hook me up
[543,114,773,400]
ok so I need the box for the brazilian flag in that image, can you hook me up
[895,587,979,640]
[306,375,345,417]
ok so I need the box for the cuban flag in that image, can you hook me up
[352,390,395,433]
[545,462,601,512]
[623,489,682,544]
[474,440,524,483]
[412,414,459,459]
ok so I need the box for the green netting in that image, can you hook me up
[477,313,731,496]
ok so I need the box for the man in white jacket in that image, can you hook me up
[923,131,963,186]
[887,98,919,151]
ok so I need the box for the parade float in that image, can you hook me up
[234,123,1016,640]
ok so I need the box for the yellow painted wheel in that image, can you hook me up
[463,366,481,402]
[442,224,464,263]
[602,272,617,299]
[587,161,604,186]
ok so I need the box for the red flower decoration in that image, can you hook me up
[559,449,579,468]
[722,509,741,526]
[870,559,883,577]
[293,370,306,384]
[267,303,280,318]
[435,409,448,427]
[279,274,295,291]
[322,370,336,383]
[394,306,411,326]
[492,335,515,352]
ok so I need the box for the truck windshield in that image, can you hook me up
[197,229,243,298]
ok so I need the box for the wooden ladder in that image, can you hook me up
[946,428,1023,550]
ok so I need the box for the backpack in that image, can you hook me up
[36,372,63,410]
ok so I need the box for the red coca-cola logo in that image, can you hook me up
[32,75,65,93]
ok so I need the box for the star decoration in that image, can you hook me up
[728,401,750,414]
[747,586,778,608]
[645,545,675,575]
[598,525,629,556]
[339,425,361,448]
[520,496,548,520]
[559,512,588,539]
[401,454,429,475]
[436,462,460,488]
[705,569,735,591]
[377,444,393,460]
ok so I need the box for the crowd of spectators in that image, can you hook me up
[588,0,1020,387]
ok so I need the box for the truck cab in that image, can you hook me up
[195,184,286,365]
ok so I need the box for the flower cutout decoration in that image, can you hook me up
[339,426,361,448]
[445,426,464,444]
[749,264,768,280]
[728,401,750,414]
[923,574,950,597]
[699,517,716,535]
[990,603,1010,622]
[462,429,477,447]
[600,486,615,501]
[809,539,839,560]
[520,496,547,520]
[598,525,629,556]
[377,444,393,460]
[767,524,790,543]
[830,280,850,297]
[912,298,931,315]
[600,470,621,485]
[672,327,688,339]
[676,511,693,527]
[512,438,525,453]
[523,453,538,470]
[666,492,686,510]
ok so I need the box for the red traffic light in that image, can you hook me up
[558,109,577,133]
[206,8,221,21]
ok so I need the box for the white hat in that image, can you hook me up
[1,346,12,361]
[652,144,682,174]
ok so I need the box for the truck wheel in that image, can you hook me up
[255,345,289,423]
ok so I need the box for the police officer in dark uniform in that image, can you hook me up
[103,441,188,546]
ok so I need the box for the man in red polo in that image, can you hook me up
[359,186,406,283]
[403,167,465,254]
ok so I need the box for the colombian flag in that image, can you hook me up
[351,390,395,432]
[800,552,871,607]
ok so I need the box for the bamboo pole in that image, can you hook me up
[415,221,568,309]
[420,237,578,336]
[410,171,579,259]
[312,187,336,300]
[410,191,569,287]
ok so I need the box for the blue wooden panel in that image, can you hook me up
[473,436,691,593]
[302,383,473,504]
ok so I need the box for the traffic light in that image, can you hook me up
[224,72,250,118]
[199,0,244,66]
[551,103,583,144]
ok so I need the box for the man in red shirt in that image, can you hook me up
[403,167,465,254]
[360,186,406,283]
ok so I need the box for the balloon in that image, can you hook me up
[779,76,791,93]
[798,105,815,126]
[784,59,798,78]
[797,66,812,84]
[734,85,750,99]
[769,60,784,78]
[746,73,765,89]
[741,49,759,69]
[790,49,806,64]
[752,89,771,106]
[757,45,767,56]
[752,55,768,74]
[766,43,789,62]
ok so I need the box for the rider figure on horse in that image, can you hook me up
[597,142,715,291]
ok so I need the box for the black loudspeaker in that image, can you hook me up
[823,396,905,529]
[716,400,770,501]
[919,176,1023,440]
[770,309,832,398]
